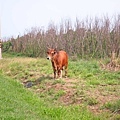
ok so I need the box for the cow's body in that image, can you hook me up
[47,48,68,79]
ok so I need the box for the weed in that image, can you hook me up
[85,97,98,106]
[52,79,65,85]
[54,90,65,100]
[102,100,120,113]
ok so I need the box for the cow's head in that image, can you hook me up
[47,48,57,60]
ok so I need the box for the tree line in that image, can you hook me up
[3,15,120,59]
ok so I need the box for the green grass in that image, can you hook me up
[69,60,120,85]
[0,74,43,119]
[0,52,120,119]
[0,74,102,120]
[1,54,120,86]
[102,100,120,113]
[85,97,99,106]
[101,100,120,120]
[2,52,26,58]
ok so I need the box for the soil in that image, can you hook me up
[26,76,120,115]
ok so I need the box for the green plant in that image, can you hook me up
[52,79,65,85]
[0,74,103,120]
[54,90,65,100]
[85,97,98,106]
[102,100,120,113]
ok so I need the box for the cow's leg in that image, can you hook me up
[58,69,62,78]
[53,67,57,79]
[52,62,57,79]
[60,70,62,78]
[54,70,57,79]
[58,66,63,78]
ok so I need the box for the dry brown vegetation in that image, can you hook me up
[3,15,120,60]
[100,51,120,71]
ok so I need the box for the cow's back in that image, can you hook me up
[57,51,68,67]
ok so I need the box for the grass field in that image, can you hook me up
[1,74,102,120]
[0,53,120,120]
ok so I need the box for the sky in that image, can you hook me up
[0,0,120,39]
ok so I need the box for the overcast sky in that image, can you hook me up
[0,0,120,39]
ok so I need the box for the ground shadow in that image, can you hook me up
[23,75,53,88]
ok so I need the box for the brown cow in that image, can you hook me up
[47,48,68,79]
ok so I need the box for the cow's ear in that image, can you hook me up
[47,47,50,50]
[54,48,57,51]
[54,48,57,54]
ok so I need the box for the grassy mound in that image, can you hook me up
[0,74,102,120]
